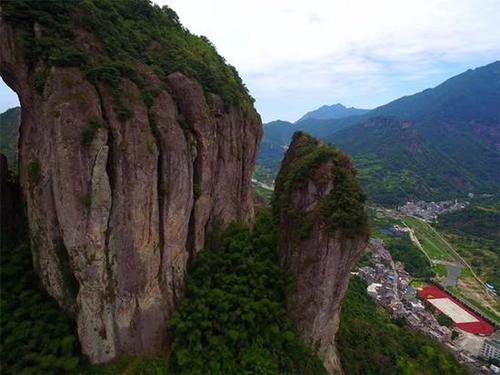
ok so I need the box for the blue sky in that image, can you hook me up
[1,0,499,122]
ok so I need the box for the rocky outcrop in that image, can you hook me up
[273,132,369,374]
[0,8,261,364]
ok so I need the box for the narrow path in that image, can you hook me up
[401,221,433,267]
[251,179,274,191]
[405,217,500,320]
[390,259,399,295]
[429,224,488,290]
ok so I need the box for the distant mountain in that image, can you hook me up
[296,103,369,122]
[257,61,500,203]
[331,61,500,203]
[258,109,365,174]
[0,107,20,168]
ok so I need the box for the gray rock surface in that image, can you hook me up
[0,19,262,364]
[274,133,369,374]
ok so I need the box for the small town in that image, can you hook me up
[356,238,500,374]
[397,200,469,222]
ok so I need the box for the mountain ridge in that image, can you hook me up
[296,103,369,123]
[258,61,500,203]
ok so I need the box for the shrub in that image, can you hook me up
[27,161,41,185]
[81,118,106,145]
[81,193,92,209]
[33,69,49,96]
[273,132,369,240]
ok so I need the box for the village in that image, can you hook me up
[397,200,469,222]
[356,238,499,374]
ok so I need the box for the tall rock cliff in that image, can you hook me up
[0,1,261,364]
[273,132,369,374]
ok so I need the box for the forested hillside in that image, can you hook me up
[258,62,500,204]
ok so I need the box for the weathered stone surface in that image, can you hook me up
[0,20,262,365]
[274,133,369,374]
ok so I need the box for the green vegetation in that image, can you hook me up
[436,313,453,328]
[386,235,434,279]
[403,217,454,261]
[258,62,500,204]
[337,277,469,375]
[0,241,80,374]
[33,69,49,96]
[253,184,273,206]
[0,107,20,168]
[81,192,92,209]
[27,160,41,185]
[3,0,253,112]
[433,264,448,278]
[81,118,107,145]
[168,210,326,374]
[273,132,368,239]
[254,165,276,186]
[368,209,434,279]
[436,199,500,289]
[81,354,169,375]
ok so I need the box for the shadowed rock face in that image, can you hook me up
[273,133,369,374]
[0,14,261,364]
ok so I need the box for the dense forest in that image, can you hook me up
[168,210,325,374]
[1,203,470,374]
[0,209,324,374]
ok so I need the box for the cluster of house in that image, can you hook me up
[358,239,452,342]
[357,238,500,374]
[397,200,469,222]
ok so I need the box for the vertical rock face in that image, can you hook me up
[0,4,261,364]
[273,132,369,374]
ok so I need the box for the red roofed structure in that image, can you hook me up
[418,284,495,335]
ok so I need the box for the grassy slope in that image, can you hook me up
[402,217,455,261]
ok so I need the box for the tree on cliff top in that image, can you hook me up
[2,0,253,109]
[272,131,369,239]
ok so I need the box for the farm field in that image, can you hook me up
[402,217,454,261]
[402,216,500,324]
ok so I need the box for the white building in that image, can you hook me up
[480,332,500,362]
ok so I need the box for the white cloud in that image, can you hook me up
[1,1,499,120]
[157,0,500,121]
